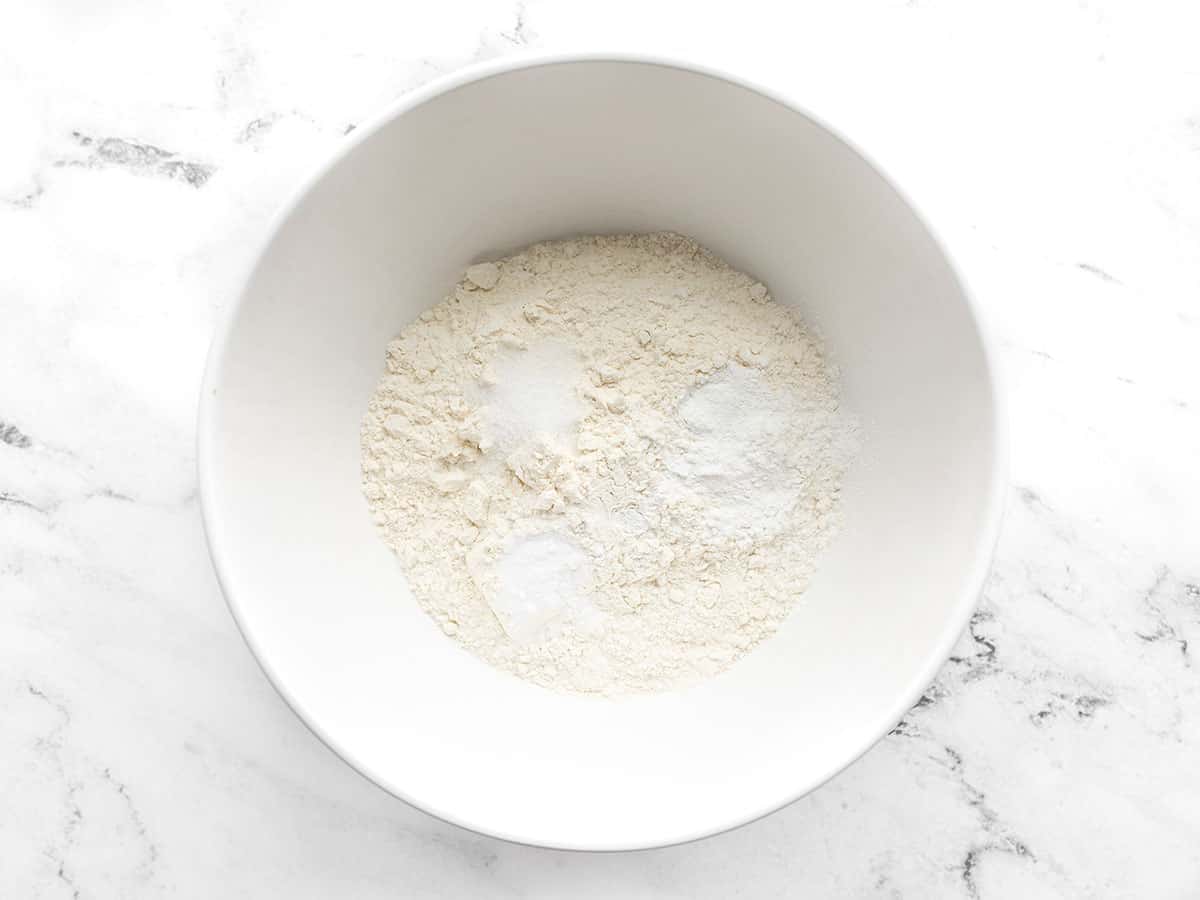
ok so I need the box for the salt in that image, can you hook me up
[474,341,583,453]
[490,533,599,643]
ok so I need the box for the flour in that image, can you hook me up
[361,232,859,695]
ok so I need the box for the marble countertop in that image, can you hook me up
[4,1,1199,896]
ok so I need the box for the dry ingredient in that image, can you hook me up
[361,233,859,695]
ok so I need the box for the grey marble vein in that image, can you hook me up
[0,420,33,449]
[58,132,214,188]
[1075,262,1123,285]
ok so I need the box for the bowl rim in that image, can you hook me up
[197,50,1009,852]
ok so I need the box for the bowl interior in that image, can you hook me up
[201,58,1001,849]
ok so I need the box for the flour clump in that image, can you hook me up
[361,233,859,695]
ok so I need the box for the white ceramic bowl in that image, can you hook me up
[199,54,1005,850]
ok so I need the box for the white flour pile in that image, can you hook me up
[361,233,859,695]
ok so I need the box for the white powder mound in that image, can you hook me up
[471,340,583,454]
[490,532,600,644]
[361,232,859,695]
[666,364,814,539]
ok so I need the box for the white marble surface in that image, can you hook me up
[3,0,1199,895]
